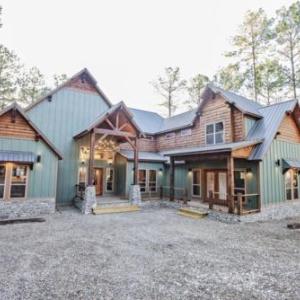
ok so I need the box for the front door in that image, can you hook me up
[94,168,103,196]
[218,172,227,200]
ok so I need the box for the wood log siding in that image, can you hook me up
[277,114,300,143]
[120,138,157,152]
[156,95,241,151]
[0,111,36,140]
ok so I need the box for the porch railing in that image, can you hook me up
[208,191,260,215]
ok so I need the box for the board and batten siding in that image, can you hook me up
[0,138,58,198]
[244,116,257,137]
[260,139,300,206]
[27,88,110,204]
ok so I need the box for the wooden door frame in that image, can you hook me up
[203,169,227,203]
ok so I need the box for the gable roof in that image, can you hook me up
[25,68,112,112]
[0,102,63,159]
[74,101,144,139]
[247,99,298,160]
[129,108,198,135]
[202,83,263,118]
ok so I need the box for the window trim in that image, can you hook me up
[285,169,299,201]
[191,168,201,197]
[205,121,224,145]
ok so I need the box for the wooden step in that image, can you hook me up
[178,207,208,219]
[93,205,140,215]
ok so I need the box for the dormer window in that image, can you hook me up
[206,122,224,144]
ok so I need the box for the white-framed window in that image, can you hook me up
[285,169,299,200]
[165,132,175,139]
[138,169,147,192]
[0,165,6,199]
[138,169,158,193]
[192,169,201,197]
[148,170,157,192]
[206,122,224,145]
[10,165,28,198]
[181,128,192,136]
[106,168,114,192]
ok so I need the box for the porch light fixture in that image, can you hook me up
[275,159,281,167]
[188,168,192,172]
[36,155,41,163]
[246,168,251,173]
[159,168,163,172]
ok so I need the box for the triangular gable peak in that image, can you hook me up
[74,101,144,142]
[0,102,62,159]
[25,68,112,112]
[277,102,300,143]
[199,84,262,119]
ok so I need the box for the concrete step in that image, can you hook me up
[96,201,131,208]
[178,207,208,219]
[93,205,140,215]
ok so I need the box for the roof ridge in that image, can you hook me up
[258,99,297,110]
[129,107,164,118]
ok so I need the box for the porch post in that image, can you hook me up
[133,137,139,185]
[227,154,234,213]
[170,156,175,201]
[88,130,95,186]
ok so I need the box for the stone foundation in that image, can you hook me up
[129,185,141,205]
[0,198,55,220]
[81,186,96,214]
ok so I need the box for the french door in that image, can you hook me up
[205,170,227,203]
[285,169,299,200]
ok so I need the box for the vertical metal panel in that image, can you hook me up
[261,139,300,206]
[0,137,58,198]
[27,88,110,204]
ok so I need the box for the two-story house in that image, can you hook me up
[1,68,300,218]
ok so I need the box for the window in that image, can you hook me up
[192,169,201,197]
[234,170,246,196]
[10,165,28,198]
[165,132,175,139]
[206,122,224,145]
[0,165,6,199]
[78,166,87,184]
[138,170,147,192]
[138,169,158,193]
[181,128,192,136]
[285,169,299,200]
[148,170,157,192]
[106,168,114,192]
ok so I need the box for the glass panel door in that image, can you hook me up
[206,172,215,198]
[218,172,227,200]
[10,164,28,198]
[192,169,201,197]
[0,165,6,199]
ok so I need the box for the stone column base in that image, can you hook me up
[129,185,142,205]
[82,186,96,214]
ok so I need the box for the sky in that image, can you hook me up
[0,0,296,115]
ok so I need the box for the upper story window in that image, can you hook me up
[180,128,192,136]
[165,132,175,139]
[206,122,224,145]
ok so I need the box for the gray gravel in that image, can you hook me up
[0,207,299,300]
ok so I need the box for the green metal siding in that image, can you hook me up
[244,117,256,136]
[0,137,58,198]
[27,88,110,204]
[261,139,300,206]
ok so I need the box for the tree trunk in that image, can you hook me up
[251,26,258,102]
[168,92,172,117]
[289,36,297,99]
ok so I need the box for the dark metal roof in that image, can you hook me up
[248,100,297,160]
[206,84,263,118]
[118,150,168,162]
[0,150,36,163]
[129,108,198,135]
[282,159,300,172]
[161,140,262,157]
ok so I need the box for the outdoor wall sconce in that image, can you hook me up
[188,168,192,172]
[246,168,251,173]
[275,159,281,167]
[159,168,163,172]
[36,155,41,163]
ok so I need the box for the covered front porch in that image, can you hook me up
[164,141,262,215]
[73,102,144,212]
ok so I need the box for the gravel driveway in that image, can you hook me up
[0,207,299,300]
